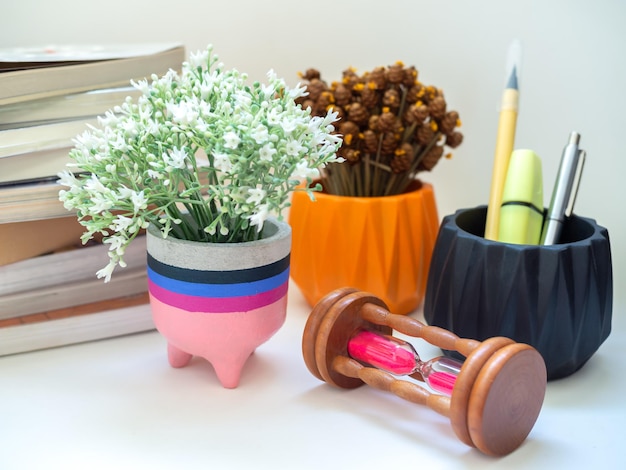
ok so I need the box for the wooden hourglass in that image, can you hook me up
[302,288,547,456]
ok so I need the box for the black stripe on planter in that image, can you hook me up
[147,253,290,285]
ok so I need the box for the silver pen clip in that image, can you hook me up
[565,148,586,217]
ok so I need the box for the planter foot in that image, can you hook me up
[167,343,192,368]
[211,350,255,389]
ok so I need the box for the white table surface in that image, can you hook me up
[1,281,624,470]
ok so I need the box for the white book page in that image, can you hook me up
[0,43,183,63]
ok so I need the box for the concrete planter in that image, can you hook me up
[146,217,291,388]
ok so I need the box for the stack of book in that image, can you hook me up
[0,43,186,356]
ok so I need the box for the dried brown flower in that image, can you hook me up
[306,78,327,102]
[333,83,352,107]
[419,145,444,172]
[428,96,447,120]
[347,102,370,126]
[380,132,399,156]
[367,66,386,90]
[404,103,428,124]
[440,111,460,135]
[403,65,418,87]
[343,148,361,163]
[338,121,360,144]
[316,91,334,112]
[341,67,360,88]
[416,124,435,145]
[385,63,405,84]
[377,110,398,133]
[406,84,424,104]
[368,114,380,132]
[390,143,413,173]
[360,84,379,109]
[382,88,401,110]
[446,131,464,148]
[362,129,379,154]
[300,68,321,81]
[297,61,463,196]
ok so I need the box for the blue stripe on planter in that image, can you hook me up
[147,265,290,298]
[147,253,290,284]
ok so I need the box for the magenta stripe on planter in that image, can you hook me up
[148,279,289,313]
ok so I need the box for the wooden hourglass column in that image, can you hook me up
[302,288,547,456]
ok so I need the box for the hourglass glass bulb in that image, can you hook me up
[416,355,462,395]
[347,329,462,395]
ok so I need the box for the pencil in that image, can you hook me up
[484,40,522,240]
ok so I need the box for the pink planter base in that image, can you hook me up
[150,295,287,388]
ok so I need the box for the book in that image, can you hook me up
[0,117,98,157]
[0,267,148,319]
[0,230,150,358]
[0,293,153,356]
[0,43,185,105]
[0,178,69,223]
[0,146,75,184]
[0,234,147,318]
[0,86,141,130]
[0,117,99,184]
[0,215,86,265]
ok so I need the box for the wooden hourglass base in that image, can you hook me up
[302,288,547,456]
[450,337,546,456]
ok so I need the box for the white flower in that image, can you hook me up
[147,169,162,179]
[223,131,240,149]
[166,100,199,126]
[285,140,304,157]
[189,48,210,69]
[96,259,117,283]
[246,188,266,205]
[259,143,277,162]
[213,152,233,172]
[57,170,78,188]
[111,215,134,233]
[73,129,100,151]
[85,174,109,194]
[251,124,269,144]
[103,234,127,255]
[130,190,148,213]
[88,192,114,214]
[266,108,282,126]
[282,118,297,134]
[249,203,269,232]
[293,160,319,179]
[121,118,138,136]
[97,110,121,128]
[288,82,308,100]
[131,78,151,95]
[163,147,188,169]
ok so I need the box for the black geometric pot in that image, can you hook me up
[423,206,613,380]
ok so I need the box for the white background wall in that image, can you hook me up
[2,0,625,303]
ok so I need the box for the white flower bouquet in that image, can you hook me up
[58,45,342,281]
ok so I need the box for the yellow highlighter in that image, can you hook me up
[497,149,544,245]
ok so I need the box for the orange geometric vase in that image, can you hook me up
[289,182,439,315]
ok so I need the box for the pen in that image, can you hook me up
[540,131,585,245]
[484,40,522,240]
